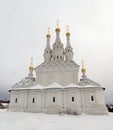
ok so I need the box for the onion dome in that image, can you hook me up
[81,67,86,73]
[29,66,34,71]
[66,32,70,37]
[55,27,60,32]
[46,33,51,38]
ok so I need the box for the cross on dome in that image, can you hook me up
[66,25,70,37]
[82,60,84,68]
[29,57,34,71]
[47,27,50,34]
[57,19,59,27]
[55,19,60,32]
[31,57,33,66]
[66,25,69,32]
[46,27,51,38]
[81,60,86,74]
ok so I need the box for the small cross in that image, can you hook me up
[82,60,84,68]
[56,19,59,27]
[66,25,69,32]
[47,27,50,34]
[31,57,33,66]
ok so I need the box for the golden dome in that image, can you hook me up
[81,67,86,73]
[66,32,70,37]
[46,33,51,38]
[29,66,34,71]
[55,27,60,32]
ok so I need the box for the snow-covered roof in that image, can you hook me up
[46,82,63,89]
[29,84,44,89]
[10,82,103,91]
[65,83,79,88]
[78,77,101,87]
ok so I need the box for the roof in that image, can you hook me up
[35,60,79,72]
[10,82,104,91]
[78,77,101,87]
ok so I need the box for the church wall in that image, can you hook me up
[44,88,63,114]
[9,90,28,111]
[9,87,108,115]
[64,71,76,85]
[63,88,82,114]
[36,72,48,86]
[9,91,19,111]
[36,69,78,86]
[82,87,108,114]
[26,90,43,112]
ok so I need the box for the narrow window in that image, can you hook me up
[32,98,35,103]
[91,96,94,101]
[47,51,48,53]
[53,97,55,102]
[57,56,59,59]
[72,97,74,102]
[60,56,62,59]
[68,49,69,52]
[15,98,18,103]
[57,45,58,48]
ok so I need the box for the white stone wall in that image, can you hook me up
[9,90,28,111]
[81,87,108,114]
[9,87,108,115]
[44,89,63,113]
[63,88,82,114]
[36,70,78,86]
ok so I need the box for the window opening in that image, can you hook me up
[15,98,18,103]
[32,98,35,103]
[72,97,74,102]
[91,96,94,101]
[53,97,55,102]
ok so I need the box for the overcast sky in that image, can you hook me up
[0,0,113,103]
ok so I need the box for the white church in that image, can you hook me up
[9,23,108,115]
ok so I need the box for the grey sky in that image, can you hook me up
[0,0,113,103]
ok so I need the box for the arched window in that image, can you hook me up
[91,96,94,101]
[57,56,59,59]
[15,98,18,103]
[72,97,74,102]
[53,97,55,102]
[32,98,35,103]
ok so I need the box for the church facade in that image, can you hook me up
[9,24,108,115]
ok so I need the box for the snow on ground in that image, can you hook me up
[0,110,113,130]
